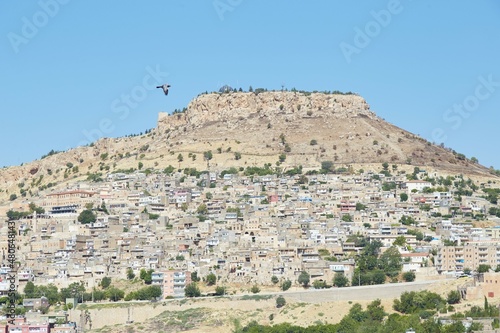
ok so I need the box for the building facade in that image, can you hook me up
[162,270,192,298]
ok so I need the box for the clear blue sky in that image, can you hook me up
[1,1,499,168]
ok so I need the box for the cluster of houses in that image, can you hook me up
[0,167,499,329]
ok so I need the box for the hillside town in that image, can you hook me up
[1,163,500,332]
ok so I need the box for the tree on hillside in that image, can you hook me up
[203,150,213,161]
[478,264,491,273]
[321,161,334,173]
[105,287,125,301]
[447,290,461,304]
[400,215,416,226]
[185,283,201,298]
[78,209,96,224]
[60,282,85,302]
[99,277,111,289]
[214,286,227,296]
[298,271,310,288]
[24,281,36,298]
[139,268,154,284]
[276,296,286,308]
[333,273,349,287]
[403,271,416,282]
[206,273,217,286]
[393,236,407,247]
[197,204,208,215]
[281,279,292,291]
[378,246,402,278]
[126,268,135,280]
[250,285,261,294]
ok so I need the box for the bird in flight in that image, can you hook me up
[156,83,171,95]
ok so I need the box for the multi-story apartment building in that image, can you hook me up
[0,316,50,333]
[485,227,500,239]
[154,270,192,298]
[436,241,500,273]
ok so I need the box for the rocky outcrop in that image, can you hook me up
[158,92,373,131]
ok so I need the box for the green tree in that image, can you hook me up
[138,162,143,170]
[139,268,154,284]
[234,152,241,160]
[366,299,386,322]
[99,202,109,214]
[281,279,292,291]
[250,285,260,294]
[393,236,407,247]
[60,281,85,302]
[24,281,36,298]
[139,268,147,280]
[372,269,387,284]
[478,264,491,273]
[297,271,310,288]
[206,273,217,286]
[197,204,208,215]
[163,165,175,174]
[341,214,353,222]
[400,215,416,226]
[106,287,125,301]
[185,283,201,297]
[400,193,408,202]
[403,271,416,282]
[356,202,367,211]
[177,153,183,162]
[447,290,461,304]
[126,268,135,280]
[191,271,200,282]
[29,203,45,214]
[99,277,111,289]
[276,296,286,308]
[78,209,97,224]
[271,275,279,284]
[312,280,327,289]
[347,303,368,322]
[214,286,227,296]
[203,150,213,161]
[333,272,349,287]
[379,246,402,278]
[144,269,154,284]
[37,284,59,305]
[321,161,334,173]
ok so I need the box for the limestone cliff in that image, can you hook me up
[158,92,372,131]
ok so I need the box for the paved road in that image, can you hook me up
[79,279,446,307]
[248,279,444,303]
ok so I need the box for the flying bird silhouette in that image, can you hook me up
[156,84,171,95]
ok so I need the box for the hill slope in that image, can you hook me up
[0,91,494,203]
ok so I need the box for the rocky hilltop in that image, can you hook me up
[0,91,494,204]
[159,91,372,130]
